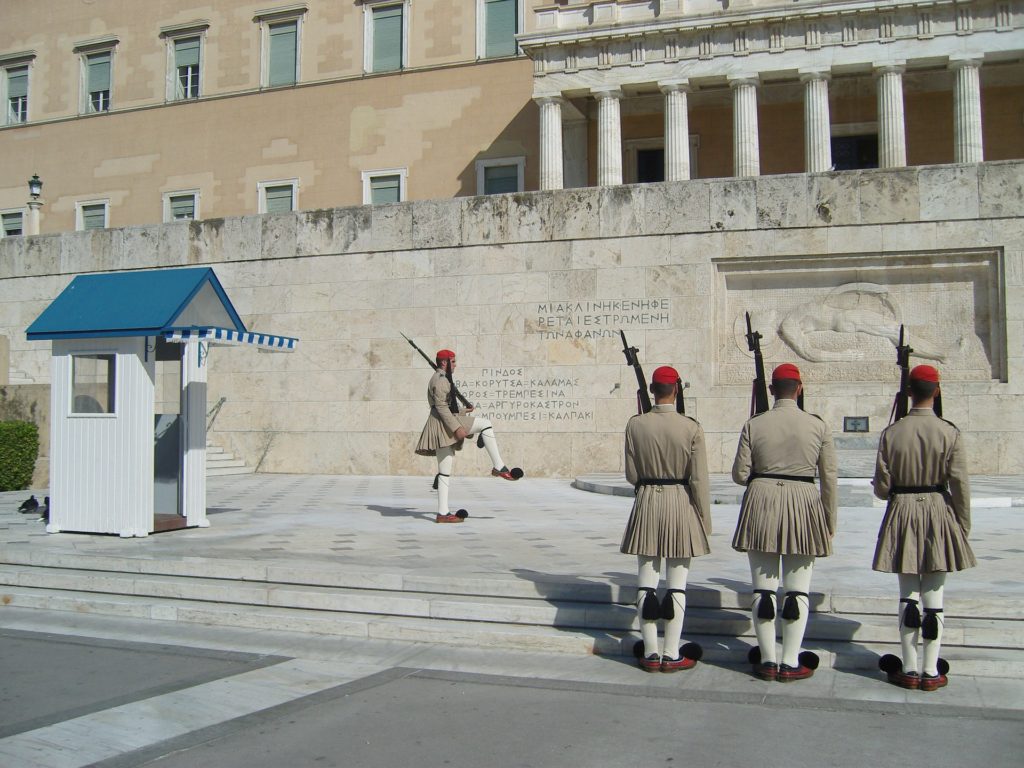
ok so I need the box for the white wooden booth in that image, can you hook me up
[26,267,297,537]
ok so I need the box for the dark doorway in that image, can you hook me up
[831,135,879,170]
[637,148,665,183]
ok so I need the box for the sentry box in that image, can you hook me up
[26,267,298,537]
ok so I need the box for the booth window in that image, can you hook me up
[72,354,116,414]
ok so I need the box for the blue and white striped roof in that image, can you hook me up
[163,327,298,352]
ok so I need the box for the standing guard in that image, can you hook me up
[622,366,711,672]
[731,363,837,682]
[415,349,520,523]
[873,365,976,692]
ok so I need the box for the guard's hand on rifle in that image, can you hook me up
[464,406,475,413]
[454,427,468,441]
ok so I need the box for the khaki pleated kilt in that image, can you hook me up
[731,478,833,557]
[414,410,475,457]
[620,486,710,559]
[872,494,977,573]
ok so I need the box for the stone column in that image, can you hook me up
[25,200,42,236]
[875,62,907,168]
[592,86,624,186]
[950,57,984,163]
[729,76,760,177]
[801,69,832,173]
[660,79,691,181]
[536,96,565,191]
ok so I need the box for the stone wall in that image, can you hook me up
[1,160,1022,476]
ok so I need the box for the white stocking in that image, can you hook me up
[921,572,947,676]
[468,417,505,471]
[662,558,691,659]
[637,556,661,658]
[897,574,922,674]
[780,554,815,668]
[748,551,780,664]
[435,446,455,515]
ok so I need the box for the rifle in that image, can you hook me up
[402,332,473,413]
[888,325,942,423]
[745,312,770,417]
[889,325,912,424]
[620,330,652,414]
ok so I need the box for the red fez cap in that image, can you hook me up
[771,363,801,382]
[652,366,679,385]
[436,349,456,360]
[910,364,939,383]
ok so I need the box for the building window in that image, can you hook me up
[76,200,109,230]
[268,21,298,85]
[174,37,201,99]
[365,2,407,73]
[71,354,116,415]
[259,181,297,213]
[85,51,112,112]
[480,0,518,59]
[361,169,407,204]
[475,157,524,195]
[164,191,199,222]
[1,210,24,237]
[5,65,28,123]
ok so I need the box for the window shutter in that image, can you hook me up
[485,0,517,58]
[372,6,403,72]
[169,195,196,220]
[7,67,28,98]
[370,175,401,204]
[88,52,111,91]
[175,37,200,68]
[265,185,294,213]
[268,22,297,86]
[82,204,106,230]
[484,164,519,194]
[2,211,23,236]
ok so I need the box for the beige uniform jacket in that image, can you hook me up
[733,399,835,544]
[625,404,712,533]
[414,368,475,457]
[873,408,970,533]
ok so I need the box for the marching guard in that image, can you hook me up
[415,348,520,523]
[621,366,711,672]
[731,363,837,682]
[873,365,976,691]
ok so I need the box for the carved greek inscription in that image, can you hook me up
[535,299,671,340]
[460,367,594,424]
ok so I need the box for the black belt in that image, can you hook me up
[890,485,947,495]
[750,473,815,484]
[637,478,690,486]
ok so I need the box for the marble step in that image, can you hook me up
[205,442,253,476]
[0,565,1020,650]
[0,585,1019,679]
[1,549,1020,620]
[2,548,1024,622]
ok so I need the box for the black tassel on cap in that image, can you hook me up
[782,591,807,621]
[754,589,776,620]
[661,589,686,620]
[900,598,921,628]
[639,588,661,620]
[922,608,943,640]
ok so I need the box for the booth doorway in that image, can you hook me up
[153,339,187,532]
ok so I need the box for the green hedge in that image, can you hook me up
[0,421,39,491]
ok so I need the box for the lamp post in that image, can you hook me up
[26,174,43,236]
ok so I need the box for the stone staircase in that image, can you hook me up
[0,550,1020,677]
[206,441,252,476]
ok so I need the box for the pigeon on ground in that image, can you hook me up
[18,495,38,514]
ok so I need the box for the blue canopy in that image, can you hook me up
[28,267,247,341]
